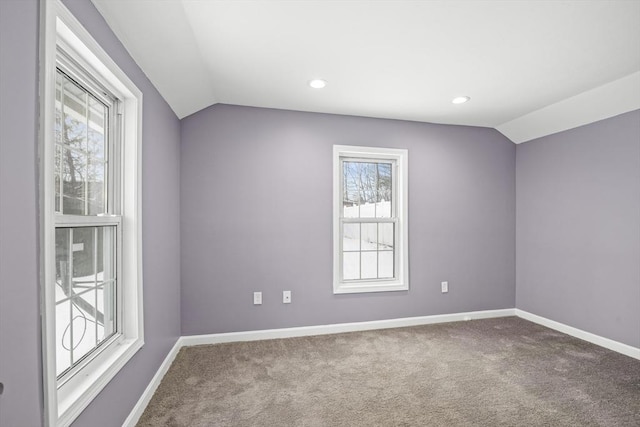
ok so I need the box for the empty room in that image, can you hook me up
[1,0,639,426]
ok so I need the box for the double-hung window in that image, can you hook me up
[54,56,120,381]
[333,146,409,294]
[41,2,143,426]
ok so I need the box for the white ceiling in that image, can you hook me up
[92,0,640,143]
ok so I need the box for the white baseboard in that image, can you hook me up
[122,339,182,427]
[179,308,516,347]
[515,309,640,360]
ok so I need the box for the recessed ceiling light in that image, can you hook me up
[452,96,470,104]
[309,79,327,89]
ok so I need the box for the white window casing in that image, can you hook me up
[39,1,143,426]
[333,145,409,294]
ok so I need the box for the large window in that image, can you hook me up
[41,2,143,426]
[54,63,120,381]
[333,146,408,294]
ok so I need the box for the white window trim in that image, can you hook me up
[39,1,144,426]
[333,145,409,294]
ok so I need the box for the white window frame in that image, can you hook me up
[39,1,144,426]
[333,145,409,294]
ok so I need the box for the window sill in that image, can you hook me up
[334,281,409,294]
[57,337,143,427]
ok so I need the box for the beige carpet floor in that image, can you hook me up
[137,317,640,426]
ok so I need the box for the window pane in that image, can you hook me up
[70,226,116,288]
[61,76,87,170]
[359,163,377,208]
[359,202,376,218]
[360,223,377,250]
[343,223,360,251]
[343,162,359,204]
[55,75,62,143]
[378,223,394,250]
[343,161,393,219]
[55,299,71,377]
[72,228,95,294]
[343,200,359,218]
[343,252,360,280]
[61,148,87,215]
[87,96,107,214]
[87,96,106,160]
[376,201,391,218]
[343,161,360,218]
[55,76,63,213]
[62,77,87,152]
[61,72,88,214]
[379,251,394,278]
[361,252,377,279]
[377,162,392,203]
[98,226,116,282]
[87,160,105,215]
[376,200,391,218]
[72,294,97,363]
[97,282,116,344]
[55,145,62,213]
[55,228,71,303]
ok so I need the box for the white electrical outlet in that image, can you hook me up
[283,290,292,304]
[441,281,449,293]
[253,291,262,305]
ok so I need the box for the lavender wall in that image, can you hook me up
[0,1,42,425]
[0,0,182,425]
[516,110,640,348]
[181,104,516,335]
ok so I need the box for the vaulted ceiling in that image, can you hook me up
[92,0,640,143]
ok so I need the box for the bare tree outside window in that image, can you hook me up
[55,71,107,216]
[343,162,391,208]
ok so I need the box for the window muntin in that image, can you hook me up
[54,225,117,378]
[333,145,408,294]
[341,159,396,281]
[55,67,110,216]
[53,65,121,383]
